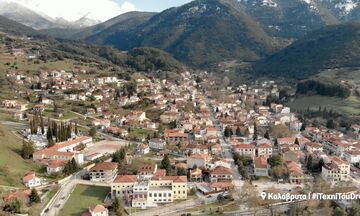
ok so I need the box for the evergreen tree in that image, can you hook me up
[274,138,278,147]
[264,131,270,140]
[161,154,171,174]
[235,127,242,137]
[40,116,45,135]
[21,140,34,159]
[326,119,335,129]
[224,127,233,138]
[112,148,126,163]
[29,188,41,203]
[253,122,258,141]
[89,126,97,138]
[75,122,78,135]
[113,196,124,216]
[47,138,55,148]
[46,124,52,140]
[294,138,299,145]
[177,168,187,176]
[300,121,306,131]
[63,158,79,175]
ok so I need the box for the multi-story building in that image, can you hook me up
[33,136,92,165]
[322,156,350,183]
[286,161,304,184]
[256,143,272,158]
[233,144,256,158]
[164,132,189,143]
[304,142,323,154]
[111,174,187,208]
[187,154,211,169]
[89,162,118,183]
[322,137,351,156]
[210,166,233,182]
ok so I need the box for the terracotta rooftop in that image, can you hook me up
[254,157,268,169]
[90,162,118,171]
[113,175,137,183]
[211,166,233,175]
[151,175,187,183]
[22,172,36,183]
[90,204,107,213]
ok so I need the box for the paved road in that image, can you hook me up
[130,198,202,216]
[205,98,244,195]
[43,171,84,216]
[0,121,28,130]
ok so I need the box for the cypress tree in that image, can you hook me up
[75,122,78,135]
[29,188,41,203]
[40,116,45,135]
[161,154,171,175]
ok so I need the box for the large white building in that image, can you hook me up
[89,162,118,183]
[33,136,92,165]
[321,156,350,183]
[111,171,187,208]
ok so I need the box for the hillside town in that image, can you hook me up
[1,59,360,216]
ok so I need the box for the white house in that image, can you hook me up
[89,204,109,216]
[22,172,41,188]
[343,150,360,164]
[149,139,166,150]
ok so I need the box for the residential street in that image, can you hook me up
[43,171,84,216]
[206,98,244,196]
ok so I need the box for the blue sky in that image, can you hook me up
[115,0,192,12]
[2,0,193,21]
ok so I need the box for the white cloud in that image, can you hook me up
[0,0,137,21]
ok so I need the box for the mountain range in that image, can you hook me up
[254,22,360,79]
[2,0,360,80]
[0,1,100,30]
[87,0,283,68]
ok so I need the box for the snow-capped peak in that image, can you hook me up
[335,0,358,14]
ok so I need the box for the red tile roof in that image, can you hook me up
[254,157,268,169]
[22,171,37,183]
[211,166,233,175]
[90,204,107,213]
[3,189,31,202]
[151,176,187,183]
[90,162,118,171]
[113,175,137,183]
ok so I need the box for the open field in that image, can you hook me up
[60,185,110,216]
[0,123,36,187]
[186,201,240,214]
[0,53,80,72]
[287,95,360,115]
[316,67,360,84]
